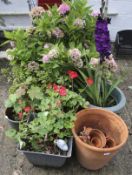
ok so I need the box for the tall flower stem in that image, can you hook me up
[72,79,74,91]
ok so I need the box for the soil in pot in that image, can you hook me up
[72,108,128,170]
[18,138,73,167]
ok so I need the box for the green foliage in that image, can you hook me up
[6,88,88,151]
[75,63,123,107]
[3,0,97,89]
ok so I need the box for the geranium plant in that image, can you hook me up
[6,87,88,153]
[5,84,43,121]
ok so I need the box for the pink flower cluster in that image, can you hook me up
[42,48,58,63]
[69,48,83,68]
[58,3,70,15]
[52,27,64,39]
[69,48,81,60]
[91,10,100,17]
[74,18,86,28]
[104,54,118,72]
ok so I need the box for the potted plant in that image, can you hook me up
[5,83,43,130]
[72,108,128,170]
[73,56,126,113]
[6,86,88,167]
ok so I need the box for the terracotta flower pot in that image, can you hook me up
[89,129,106,148]
[72,108,128,170]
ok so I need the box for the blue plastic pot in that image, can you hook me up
[90,87,126,113]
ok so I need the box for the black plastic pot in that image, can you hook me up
[18,138,73,167]
[5,108,19,131]
[90,87,126,113]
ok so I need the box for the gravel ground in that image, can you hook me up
[0,56,132,175]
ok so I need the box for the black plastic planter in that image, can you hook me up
[5,108,19,131]
[18,138,73,167]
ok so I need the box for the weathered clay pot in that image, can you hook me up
[72,108,128,170]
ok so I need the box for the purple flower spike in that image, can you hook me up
[95,17,111,62]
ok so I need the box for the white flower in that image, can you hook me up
[90,58,99,66]
[30,6,45,18]
[74,18,86,28]
[48,48,59,59]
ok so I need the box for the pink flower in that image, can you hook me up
[91,10,100,17]
[58,3,70,15]
[52,27,64,38]
[74,18,86,28]
[67,70,79,79]
[105,55,118,72]
[59,86,67,96]
[42,55,50,63]
[69,48,81,60]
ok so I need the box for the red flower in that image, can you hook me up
[67,70,78,79]
[86,77,94,86]
[18,112,23,120]
[24,106,31,113]
[59,86,67,96]
[53,83,59,92]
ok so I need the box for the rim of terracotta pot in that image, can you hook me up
[72,108,128,153]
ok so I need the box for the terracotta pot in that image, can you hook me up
[105,136,116,148]
[72,108,128,170]
[89,129,106,148]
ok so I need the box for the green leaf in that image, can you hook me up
[5,100,12,108]
[27,86,43,100]
[9,94,18,103]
